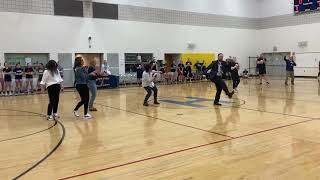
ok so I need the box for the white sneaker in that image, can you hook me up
[83,114,92,119]
[53,113,60,119]
[73,111,80,117]
[47,115,54,121]
[9,92,12,96]
[5,92,8,96]
[234,89,238,93]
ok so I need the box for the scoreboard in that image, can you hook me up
[294,0,320,13]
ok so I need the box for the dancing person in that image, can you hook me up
[40,60,63,121]
[207,53,234,106]
[284,54,297,85]
[37,63,45,92]
[230,58,240,92]
[0,65,4,96]
[88,59,98,111]
[25,63,34,94]
[142,64,160,106]
[257,55,270,85]
[3,63,12,96]
[73,57,91,119]
[13,63,23,95]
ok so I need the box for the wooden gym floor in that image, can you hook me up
[1,78,320,180]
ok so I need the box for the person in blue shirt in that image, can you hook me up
[284,54,297,85]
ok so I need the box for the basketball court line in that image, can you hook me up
[58,104,318,180]
[0,109,57,142]
[96,103,233,138]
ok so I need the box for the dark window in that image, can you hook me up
[54,0,83,17]
[93,2,118,20]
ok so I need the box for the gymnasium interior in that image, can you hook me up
[1,0,320,179]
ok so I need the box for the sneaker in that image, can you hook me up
[89,107,98,111]
[233,89,238,93]
[47,115,54,121]
[143,102,149,106]
[73,110,80,117]
[9,92,12,96]
[228,91,235,98]
[83,114,92,119]
[285,83,288,86]
[214,103,222,106]
[5,92,8,96]
[154,101,160,105]
[53,113,60,119]
[266,82,270,85]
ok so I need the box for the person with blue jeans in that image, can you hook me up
[88,59,98,111]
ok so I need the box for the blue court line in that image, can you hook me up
[159,99,207,108]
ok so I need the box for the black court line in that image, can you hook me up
[0,121,57,143]
[0,109,56,142]
[96,103,233,139]
[12,119,65,180]
[0,109,65,180]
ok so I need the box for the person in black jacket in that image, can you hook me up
[257,55,270,85]
[207,53,234,106]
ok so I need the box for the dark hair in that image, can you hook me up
[144,64,151,72]
[16,63,20,67]
[74,57,83,69]
[46,60,58,75]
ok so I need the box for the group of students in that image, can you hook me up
[0,63,46,95]
[40,56,107,120]
[0,62,66,96]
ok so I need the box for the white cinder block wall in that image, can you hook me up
[1,0,320,76]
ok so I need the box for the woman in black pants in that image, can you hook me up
[40,60,63,120]
[73,57,91,119]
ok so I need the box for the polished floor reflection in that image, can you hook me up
[0,78,320,180]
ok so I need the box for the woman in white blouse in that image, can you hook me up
[40,60,63,121]
[142,63,160,106]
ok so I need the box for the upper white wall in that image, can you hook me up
[94,0,261,18]
[0,12,259,74]
[259,0,293,17]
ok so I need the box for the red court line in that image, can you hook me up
[234,119,316,139]
[58,116,318,180]
[58,139,231,180]
[97,103,234,139]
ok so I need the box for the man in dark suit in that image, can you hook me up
[207,53,234,106]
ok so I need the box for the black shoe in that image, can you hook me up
[154,101,160,105]
[143,102,149,106]
[214,103,222,106]
[228,91,234,98]
[285,83,288,86]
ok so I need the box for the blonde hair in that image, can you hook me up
[89,58,97,67]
